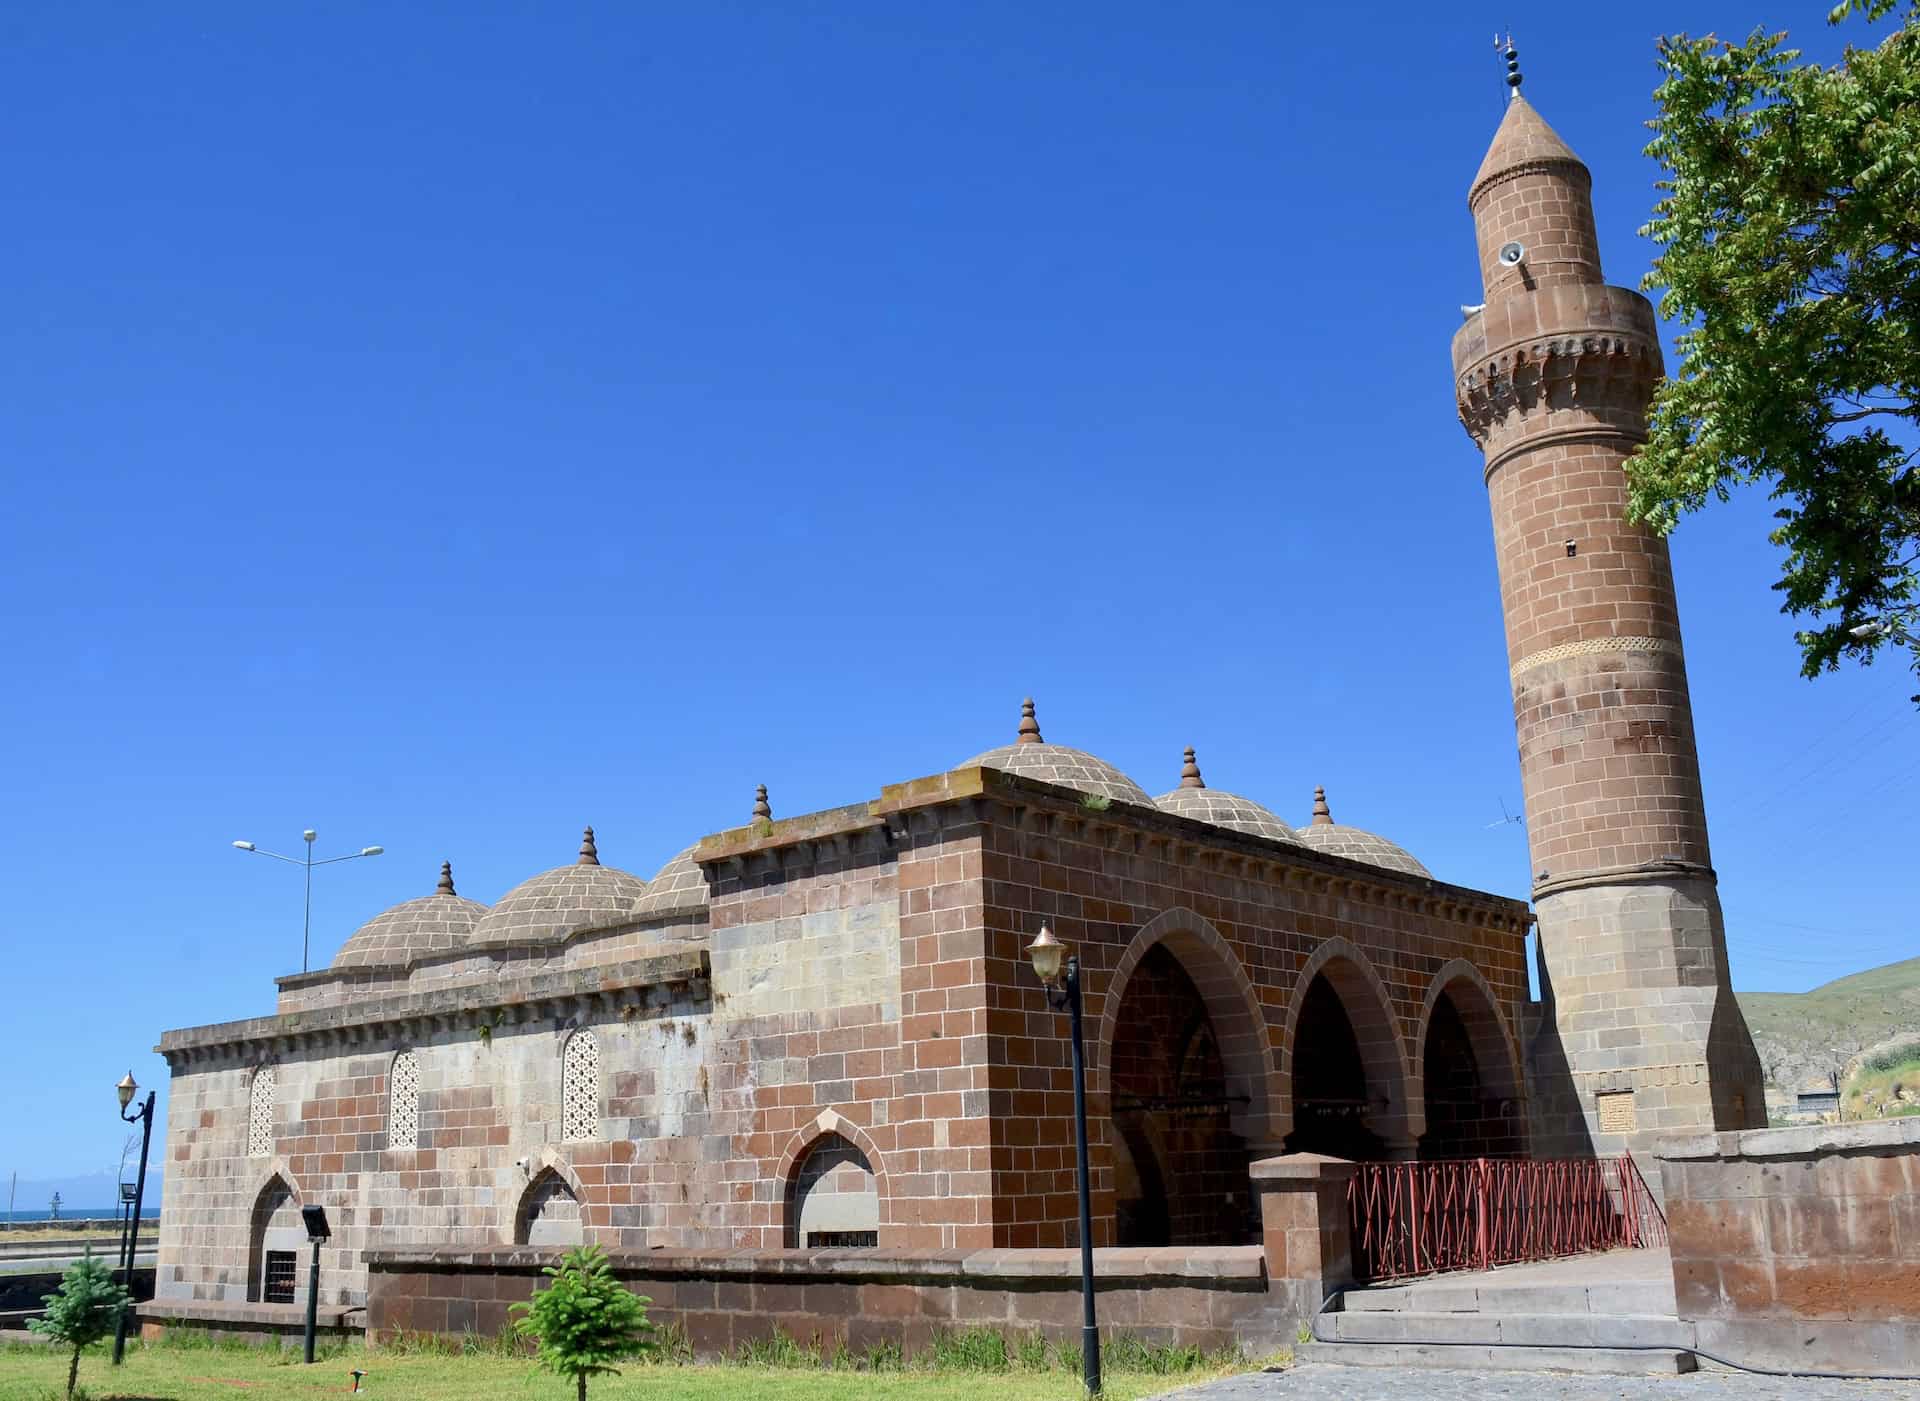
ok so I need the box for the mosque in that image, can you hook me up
[149,63,1765,1335]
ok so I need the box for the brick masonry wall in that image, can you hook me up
[157,770,1531,1306]
[1660,1119,1920,1373]
[363,1244,1275,1357]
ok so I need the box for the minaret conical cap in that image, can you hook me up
[1470,95,1587,207]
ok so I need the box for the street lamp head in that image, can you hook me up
[233,840,256,851]
[1025,923,1066,986]
[303,830,317,844]
[116,1071,138,1110]
[361,846,384,857]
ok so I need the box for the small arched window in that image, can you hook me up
[246,1067,277,1158]
[389,1050,420,1151]
[561,1031,601,1142]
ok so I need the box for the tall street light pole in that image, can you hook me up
[1025,923,1101,1396]
[233,830,384,972]
[111,1073,155,1366]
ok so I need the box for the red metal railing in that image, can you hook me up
[1348,1155,1668,1282]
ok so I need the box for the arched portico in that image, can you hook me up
[1277,938,1415,1154]
[1092,907,1278,1143]
[1414,959,1526,1158]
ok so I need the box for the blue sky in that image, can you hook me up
[3,2,1913,1182]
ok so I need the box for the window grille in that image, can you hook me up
[561,1032,600,1142]
[389,1051,420,1151]
[263,1250,297,1304]
[247,1067,277,1158]
[806,1230,878,1248]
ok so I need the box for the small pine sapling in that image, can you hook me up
[29,1249,133,1400]
[509,1243,654,1401]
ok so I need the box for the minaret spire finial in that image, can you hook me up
[1016,697,1043,745]
[1179,746,1205,789]
[1497,32,1522,100]
[578,826,600,866]
[436,861,456,896]
[753,784,772,822]
[1311,785,1333,826]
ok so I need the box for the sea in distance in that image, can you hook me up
[3,1209,157,1224]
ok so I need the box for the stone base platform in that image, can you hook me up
[136,1298,365,1347]
[367,1244,1277,1356]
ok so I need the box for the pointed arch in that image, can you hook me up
[512,1155,588,1247]
[1413,959,1526,1157]
[775,1109,892,1246]
[1277,936,1415,1149]
[1091,907,1278,1141]
[243,1163,303,1303]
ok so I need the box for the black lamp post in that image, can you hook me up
[300,1205,331,1364]
[1025,923,1101,1396]
[112,1072,155,1366]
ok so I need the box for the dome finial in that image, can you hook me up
[1017,697,1043,745]
[436,861,456,896]
[578,826,600,866]
[1179,746,1205,789]
[1497,31,1522,99]
[1311,785,1334,826]
[753,784,773,821]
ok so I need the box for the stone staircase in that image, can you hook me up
[1296,1248,1700,1375]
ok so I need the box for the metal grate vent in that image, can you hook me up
[263,1250,297,1304]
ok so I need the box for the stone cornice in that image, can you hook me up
[1469,154,1591,210]
[1533,859,1717,901]
[158,947,710,1066]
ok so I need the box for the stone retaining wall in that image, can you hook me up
[365,1245,1276,1356]
[1660,1118,1920,1374]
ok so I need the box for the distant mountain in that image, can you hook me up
[4,1168,163,1218]
[1739,954,1920,1105]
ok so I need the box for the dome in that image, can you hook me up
[1152,747,1302,845]
[633,845,708,918]
[960,699,1152,807]
[333,863,487,970]
[1293,786,1431,878]
[470,827,649,947]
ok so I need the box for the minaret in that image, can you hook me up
[1452,49,1764,1157]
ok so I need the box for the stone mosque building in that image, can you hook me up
[150,72,1766,1334]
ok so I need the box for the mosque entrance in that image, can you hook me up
[1108,945,1254,1246]
[1286,973,1387,1160]
[1420,980,1523,1159]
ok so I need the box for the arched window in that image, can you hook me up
[786,1133,878,1248]
[515,1169,584,1246]
[389,1050,420,1151]
[247,1067,277,1158]
[561,1031,600,1142]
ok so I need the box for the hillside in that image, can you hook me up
[1738,954,1920,1100]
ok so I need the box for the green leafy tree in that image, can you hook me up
[1629,0,1920,697]
[509,1244,655,1401]
[28,1250,133,1400]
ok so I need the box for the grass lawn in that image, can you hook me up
[0,1340,1262,1401]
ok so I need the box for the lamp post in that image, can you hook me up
[1024,923,1101,1396]
[111,1072,155,1366]
[232,831,384,973]
[299,1205,331,1364]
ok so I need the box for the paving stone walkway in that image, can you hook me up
[1161,1363,1920,1400]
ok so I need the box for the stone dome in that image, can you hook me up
[1152,747,1302,845]
[469,827,649,947]
[333,863,487,969]
[960,699,1153,807]
[1293,786,1431,878]
[633,845,708,918]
